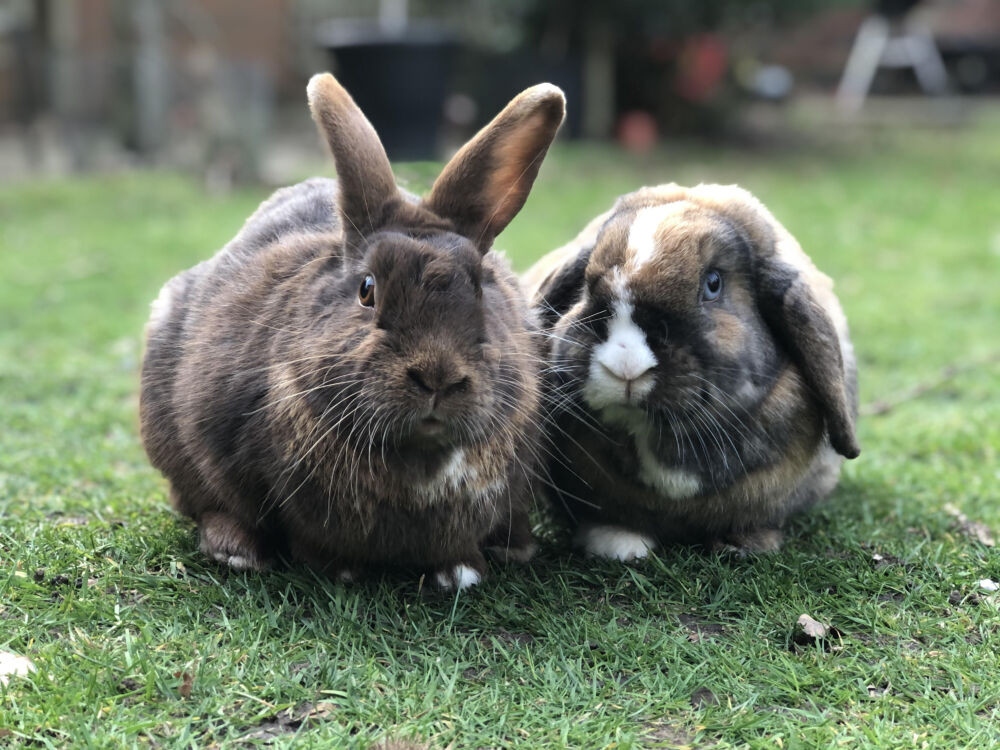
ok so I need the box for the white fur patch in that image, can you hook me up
[585,294,657,408]
[626,204,685,270]
[435,564,482,590]
[211,551,255,571]
[413,448,503,506]
[633,432,702,499]
[147,281,176,332]
[577,523,656,561]
[439,448,469,487]
[627,205,666,269]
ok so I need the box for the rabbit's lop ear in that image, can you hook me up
[757,258,860,459]
[307,73,398,241]
[426,84,566,251]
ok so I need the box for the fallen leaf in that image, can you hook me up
[0,651,36,685]
[944,504,995,547]
[796,614,830,640]
[179,672,193,699]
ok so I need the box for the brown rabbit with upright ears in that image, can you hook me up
[524,183,859,559]
[140,73,565,589]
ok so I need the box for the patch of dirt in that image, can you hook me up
[877,591,905,602]
[642,722,699,748]
[869,551,906,569]
[677,613,727,643]
[118,677,141,693]
[239,701,337,742]
[462,666,490,681]
[944,504,995,547]
[368,741,432,750]
[949,590,981,606]
[690,687,718,708]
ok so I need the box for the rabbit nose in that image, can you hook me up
[599,360,654,383]
[596,345,656,384]
[407,365,471,404]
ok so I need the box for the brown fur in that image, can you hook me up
[526,183,859,552]
[140,74,565,585]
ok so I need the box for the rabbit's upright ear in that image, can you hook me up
[307,73,398,242]
[756,257,860,459]
[426,84,565,252]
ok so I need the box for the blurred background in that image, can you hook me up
[1,0,999,184]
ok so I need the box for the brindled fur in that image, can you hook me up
[140,74,565,587]
[525,184,859,555]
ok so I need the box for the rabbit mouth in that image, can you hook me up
[416,414,447,437]
[395,416,463,453]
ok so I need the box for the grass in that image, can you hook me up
[2,117,1000,748]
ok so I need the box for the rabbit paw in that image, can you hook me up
[576,523,656,561]
[713,528,783,556]
[486,541,538,564]
[433,563,484,591]
[198,512,272,571]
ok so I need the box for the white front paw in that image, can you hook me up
[209,550,269,572]
[433,564,482,591]
[576,524,656,562]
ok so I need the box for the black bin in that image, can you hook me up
[317,20,456,161]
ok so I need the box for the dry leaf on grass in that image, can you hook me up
[179,671,193,699]
[0,651,36,685]
[793,613,841,649]
[797,614,829,639]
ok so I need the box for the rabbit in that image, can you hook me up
[523,183,859,559]
[140,73,565,589]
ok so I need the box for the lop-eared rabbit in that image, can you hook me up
[525,184,859,559]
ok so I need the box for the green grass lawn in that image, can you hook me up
[2,120,999,748]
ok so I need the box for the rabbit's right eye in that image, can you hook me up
[358,274,376,307]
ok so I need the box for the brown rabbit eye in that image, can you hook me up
[702,270,722,302]
[358,274,376,307]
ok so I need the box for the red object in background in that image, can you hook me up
[675,34,729,102]
[617,110,659,152]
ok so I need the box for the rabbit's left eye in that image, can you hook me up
[358,274,376,307]
[702,270,722,302]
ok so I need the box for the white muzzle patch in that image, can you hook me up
[584,296,657,409]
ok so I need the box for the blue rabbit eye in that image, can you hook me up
[702,270,722,301]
